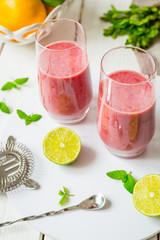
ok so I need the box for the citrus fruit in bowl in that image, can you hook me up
[0,0,47,32]
[0,0,73,45]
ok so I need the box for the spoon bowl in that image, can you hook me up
[79,193,106,210]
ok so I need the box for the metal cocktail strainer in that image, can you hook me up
[0,136,39,192]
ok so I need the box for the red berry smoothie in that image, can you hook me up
[97,70,155,156]
[38,41,92,122]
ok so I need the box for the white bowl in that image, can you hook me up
[0,0,73,45]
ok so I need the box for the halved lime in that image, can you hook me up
[43,127,81,165]
[133,174,160,216]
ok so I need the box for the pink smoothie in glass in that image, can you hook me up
[38,41,92,121]
[97,70,155,155]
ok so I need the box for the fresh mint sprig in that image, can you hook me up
[107,170,136,194]
[58,186,74,205]
[101,4,160,49]
[0,102,11,114]
[17,109,42,125]
[1,78,29,91]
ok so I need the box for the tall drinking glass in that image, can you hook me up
[35,18,92,124]
[97,46,156,158]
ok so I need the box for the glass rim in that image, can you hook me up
[100,45,157,86]
[35,18,86,52]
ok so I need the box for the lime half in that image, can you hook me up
[133,174,160,216]
[43,127,81,165]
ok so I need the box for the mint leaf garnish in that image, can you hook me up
[123,174,136,194]
[25,117,32,126]
[14,78,29,85]
[30,114,42,122]
[1,82,18,91]
[17,109,27,119]
[107,170,127,180]
[0,102,11,114]
[59,190,64,196]
[17,109,42,125]
[106,170,136,194]
[1,77,29,91]
[58,186,74,205]
[59,195,67,205]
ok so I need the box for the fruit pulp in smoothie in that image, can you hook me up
[97,70,155,155]
[38,41,92,121]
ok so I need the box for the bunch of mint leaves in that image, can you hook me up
[101,4,160,49]
[107,170,136,194]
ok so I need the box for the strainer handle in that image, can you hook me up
[23,178,40,190]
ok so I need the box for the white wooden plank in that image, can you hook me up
[0,193,40,240]
[0,40,39,240]
[0,14,39,240]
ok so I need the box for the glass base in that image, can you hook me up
[48,107,89,124]
[105,145,146,158]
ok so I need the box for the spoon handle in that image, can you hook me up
[0,205,78,228]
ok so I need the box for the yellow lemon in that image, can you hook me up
[0,0,47,31]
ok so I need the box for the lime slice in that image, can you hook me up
[133,174,160,216]
[43,127,81,165]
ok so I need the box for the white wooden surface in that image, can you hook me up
[0,0,159,240]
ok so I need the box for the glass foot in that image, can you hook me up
[105,145,146,158]
[48,108,89,124]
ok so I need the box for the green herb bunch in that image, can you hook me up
[101,4,160,49]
